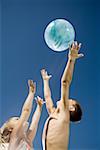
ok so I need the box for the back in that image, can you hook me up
[42,108,70,150]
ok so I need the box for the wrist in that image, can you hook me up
[43,79,49,83]
[37,105,42,110]
[29,89,35,94]
[29,87,35,94]
[29,90,35,96]
[68,56,76,62]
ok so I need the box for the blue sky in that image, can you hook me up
[0,0,99,149]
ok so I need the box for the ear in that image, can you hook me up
[69,105,75,111]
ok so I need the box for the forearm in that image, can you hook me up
[61,57,76,85]
[28,105,42,141]
[43,80,54,108]
[30,105,42,131]
[43,80,51,98]
[21,91,34,121]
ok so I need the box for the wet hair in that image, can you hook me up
[70,103,82,122]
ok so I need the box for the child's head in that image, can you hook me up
[0,117,19,143]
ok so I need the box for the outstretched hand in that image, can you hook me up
[28,80,36,94]
[69,41,84,60]
[35,96,45,107]
[41,69,52,81]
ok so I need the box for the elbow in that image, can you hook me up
[61,79,70,86]
[61,75,72,86]
[22,108,30,113]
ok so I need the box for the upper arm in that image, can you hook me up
[61,81,69,109]
[27,129,35,145]
[27,105,41,143]
[12,110,30,136]
[19,109,30,127]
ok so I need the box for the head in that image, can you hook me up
[69,99,82,122]
[0,117,19,143]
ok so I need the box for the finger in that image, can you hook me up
[37,96,43,102]
[36,96,45,105]
[68,44,71,50]
[75,41,78,50]
[34,97,37,101]
[28,79,33,86]
[37,96,41,99]
[31,80,33,84]
[33,82,36,88]
[72,42,75,49]
[75,41,78,46]
[41,70,44,75]
[46,71,48,75]
[35,96,40,100]
[49,75,52,78]
[41,68,45,71]
[35,96,40,103]
[41,69,45,74]
[28,79,30,85]
[28,79,32,83]
[78,43,82,50]
[78,53,84,58]
[72,42,75,47]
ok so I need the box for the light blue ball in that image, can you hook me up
[44,19,75,52]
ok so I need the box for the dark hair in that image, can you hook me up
[70,103,82,122]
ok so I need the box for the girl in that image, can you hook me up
[0,80,44,150]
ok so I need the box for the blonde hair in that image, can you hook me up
[0,117,19,144]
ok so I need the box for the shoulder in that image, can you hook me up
[56,106,70,123]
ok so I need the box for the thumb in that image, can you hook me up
[77,53,84,58]
[49,75,52,78]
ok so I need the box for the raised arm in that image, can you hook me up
[61,42,83,108]
[12,80,36,135]
[41,69,55,114]
[27,96,44,144]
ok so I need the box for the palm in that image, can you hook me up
[41,69,52,80]
[69,41,84,59]
[28,80,36,93]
